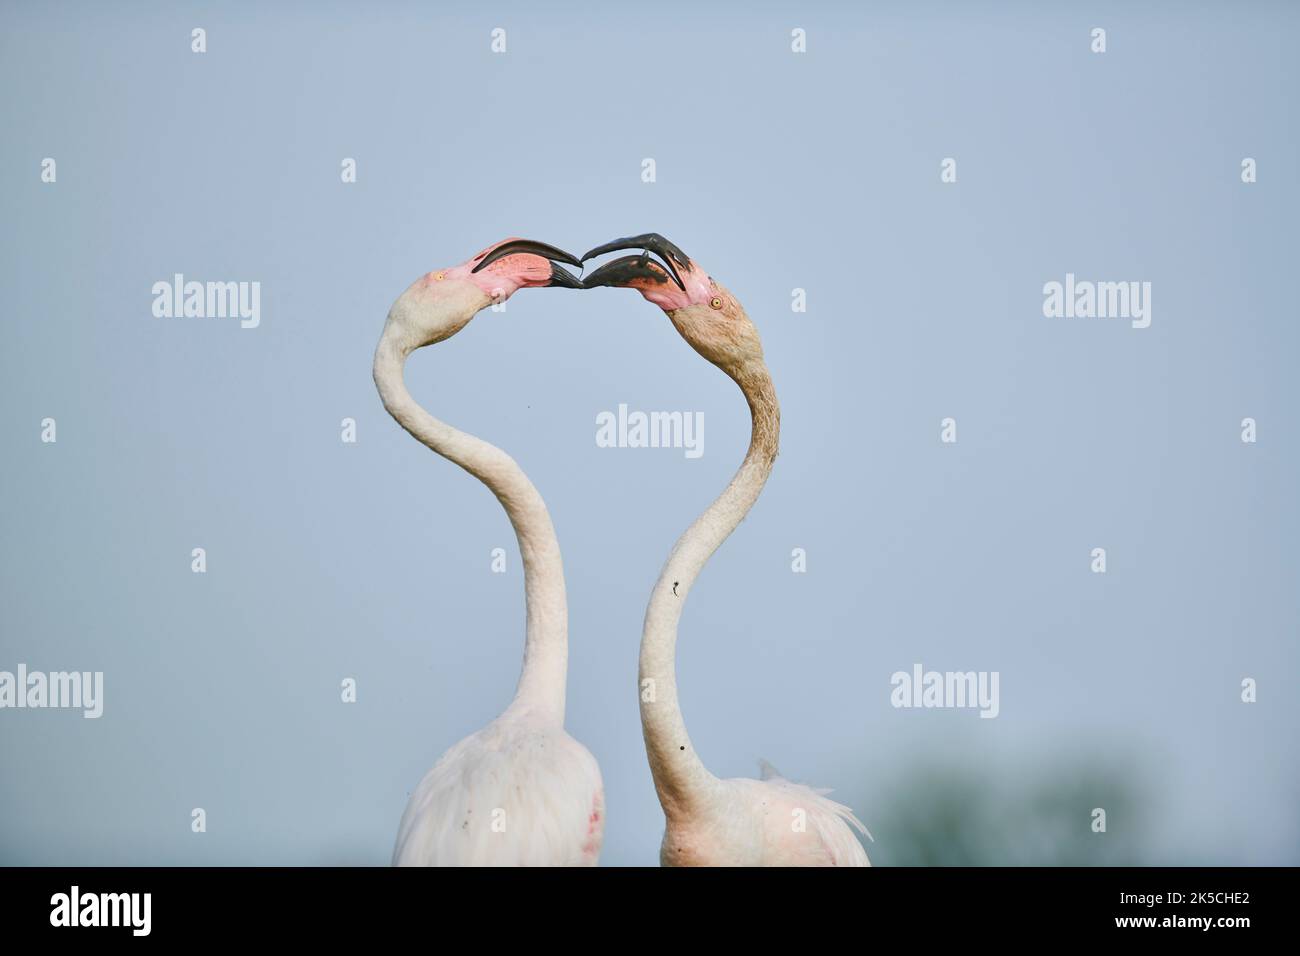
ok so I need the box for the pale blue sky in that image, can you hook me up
[1,0,1296,864]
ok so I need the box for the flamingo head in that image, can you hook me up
[387,237,582,348]
[581,233,763,373]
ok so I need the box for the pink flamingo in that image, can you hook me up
[376,239,605,866]
[584,233,871,866]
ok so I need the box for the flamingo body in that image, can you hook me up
[376,238,600,867]
[583,234,871,867]
[393,712,604,866]
[660,763,869,867]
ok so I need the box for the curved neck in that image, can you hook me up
[373,321,568,725]
[639,357,780,817]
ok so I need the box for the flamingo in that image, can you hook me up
[583,233,871,866]
[375,238,605,866]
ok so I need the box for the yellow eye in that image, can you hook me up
[709,296,723,310]
[435,273,445,281]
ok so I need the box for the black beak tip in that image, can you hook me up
[548,262,584,289]
[579,234,688,291]
[580,260,626,290]
[581,255,673,291]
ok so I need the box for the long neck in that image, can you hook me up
[639,357,780,817]
[373,322,568,725]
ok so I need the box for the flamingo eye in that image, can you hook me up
[709,296,723,310]
[435,273,446,281]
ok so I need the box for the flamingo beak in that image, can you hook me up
[580,233,691,291]
[581,253,675,291]
[544,261,584,289]
[470,238,584,289]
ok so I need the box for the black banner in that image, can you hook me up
[0,866,1275,941]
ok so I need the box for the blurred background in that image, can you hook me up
[1,1,1296,865]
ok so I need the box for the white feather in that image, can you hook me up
[393,711,604,867]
